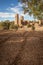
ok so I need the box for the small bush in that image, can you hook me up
[2,21,10,30]
[0,22,3,30]
[31,24,35,30]
[27,24,31,28]
[14,24,19,30]
[9,22,14,29]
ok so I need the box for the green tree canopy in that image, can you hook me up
[19,0,43,20]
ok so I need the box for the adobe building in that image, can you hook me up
[14,14,43,27]
[15,14,19,25]
[19,16,24,26]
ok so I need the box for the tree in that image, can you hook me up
[0,22,3,30]
[2,20,10,30]
[31,23,35,30]
[10,21,19,31]
[9,21,14,29]
[19,0,43,20]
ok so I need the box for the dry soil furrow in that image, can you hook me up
[9,31,28,65]
[0,33,18,46]
[0,31,43,65]
[0,32,26,65]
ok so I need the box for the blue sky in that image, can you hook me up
[0,0,35,21]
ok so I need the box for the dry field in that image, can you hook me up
[0,30,43,65]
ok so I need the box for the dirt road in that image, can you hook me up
[0,30,43,65]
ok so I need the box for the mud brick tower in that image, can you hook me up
[15,14,19,25]
[19,16,24,26]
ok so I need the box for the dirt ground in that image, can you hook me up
[0,30,43,65]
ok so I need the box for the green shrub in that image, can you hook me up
[27,24,31,28]
[9,22,19,31]
[1,21,10,30]
[9,22,14,29]
[31,24,35,30]
[14,24,19,30]
[0,22,3,30]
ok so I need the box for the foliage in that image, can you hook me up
[2,20,10,30]
[31,24,35,30]
[0,20,19,30]
[27,24,31,28]
[9,21,14,29]
[14,24,19,30]
[19,0,43,20]
[0,22,3,30]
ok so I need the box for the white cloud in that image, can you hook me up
[10,7,24,16]
[0,2,32,21]
[11,3,14,6]
[0,2,34,21]
[18,2,23,7]
[0,12,15,18]
[7,2,29,17]
[7,2,25,16]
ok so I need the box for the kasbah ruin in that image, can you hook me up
[14,14,43,31]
